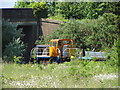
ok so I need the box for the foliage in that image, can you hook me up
[47,2,120,19]
[2,19,25,62]
[14,0,34,8]
[32,2,48,18]
[37,13,119,51]
[2,19,24,53]
[47,14,67,22]
[3,38,25,62]
[56,2,85,19]
[14,1,120,20]
[105,2,120,16]
[2,59,118,88]
[84,13,119,50]
[13,56,22,64]
[47,2,56,16]
[106,38,119,67]
[14,1,48,18]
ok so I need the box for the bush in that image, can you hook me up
[3,38,25,63]
[2,19,25,63]
[106,38,119,66]
[2,19,24,51]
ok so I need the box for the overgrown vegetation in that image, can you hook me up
[36,13,119,51]
[2,37,119,88]
[2,58,118,88]
[2,19,25,63]
[1,1,119,88]
[14,1,120,20]
[3,38,25,63]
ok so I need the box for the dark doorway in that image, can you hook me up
[17,25,37,62]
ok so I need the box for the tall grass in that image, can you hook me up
[2,59,118,88]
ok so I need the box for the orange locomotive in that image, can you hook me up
[30,39,76,64]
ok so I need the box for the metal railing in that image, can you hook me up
[30,48,49,57]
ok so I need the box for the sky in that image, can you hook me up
[0,0,17,8]
[0,0,119,8]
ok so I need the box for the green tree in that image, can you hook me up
[49,2,120,19]
[2,19,25,62]
[82,13,119,50]
[14,1,120,20]
[47,2,56,16]
[14,0,34,8]
[2,19,24,52]
[56,2,85,19]
[32,2,48,18]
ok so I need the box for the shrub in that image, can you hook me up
[107,39,119,66]
[2,19,24,52]
[2,19,25,63]
[3,38,25,63]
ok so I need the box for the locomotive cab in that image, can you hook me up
[49,39,75,58]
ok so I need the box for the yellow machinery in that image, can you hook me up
[30,39,76,63]
[49,39,75,57]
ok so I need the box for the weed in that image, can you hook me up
[2,58,118,88]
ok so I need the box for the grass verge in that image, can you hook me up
[2,59,119,88]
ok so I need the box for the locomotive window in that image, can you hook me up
[58,41,62,46]
[62,40,71,44]
[50,41,56,47]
